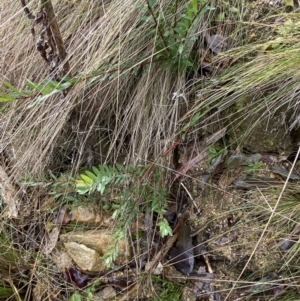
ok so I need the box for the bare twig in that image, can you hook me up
[20,0,35,19]
[145,233,178,273]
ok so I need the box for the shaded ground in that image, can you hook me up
[172,139,289,300]
[40,127,300,301]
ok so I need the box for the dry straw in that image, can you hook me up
[0,0,195,178]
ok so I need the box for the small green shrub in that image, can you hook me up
[150,276,181,301]
[76,163,172,267]
[143,0,215,71]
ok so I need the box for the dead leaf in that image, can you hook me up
[42,227,60,255]
[55,207,72,225]
[175,128,227,180]
[175,151,209,180]
[204,127,227,145]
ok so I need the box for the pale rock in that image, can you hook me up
[60,229,131,265]
[145,261,163,275]
[95,286,116,300]
[64,241,105,271]
[71,205,104,224]
[181,286,197,301]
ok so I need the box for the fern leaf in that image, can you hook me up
[115,163,124,172]
[76,183,90,194]
[80,174,94,184]
[98,165,107,176]
[97,182,106,194]
[92,166,101,176]
[85,170,98,181]
[103,164,113,176]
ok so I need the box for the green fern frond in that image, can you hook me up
[75,164,129,195]
[75,163,171,267]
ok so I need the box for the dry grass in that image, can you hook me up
[0,0,191,177]
[0,0,246,177]
[2,0,300,300]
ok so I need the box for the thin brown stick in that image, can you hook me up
[20,0,35,19]
[145,233,178,273]
[40,0,71,76]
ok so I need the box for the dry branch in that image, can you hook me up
[20,0,71,79]
[40,0,71,76]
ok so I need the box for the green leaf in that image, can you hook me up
[64,76,80,84]
[103,204,111,210]
[80,174,94,184]
[177,21,189,30]
[69,292,82,301]
[112,203,120,209]
[113,198,123,204]
[178,44,185,55]
[27,81,72,108]
[97,182,106,194]
[85,170,97,181]
[229,7,239,13]
[26,80,48,94]
[182,14,193,21]
[180,59,194,68]
[10,92,23,98]
[206,6,216,11]
[209,146,217,155]
[216,12,225,22]
[27,90,58,108]
[192,0,198,10]
[158,219,172,237]
[104,165,113,175]
[192,112,201,122]
[43,80,61,89]
[0,94,16,102]
[2,81,20,92]
[92,166,101,176]
[76,185,89,194]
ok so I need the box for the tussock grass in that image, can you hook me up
[1,0,189,176]
[185,15,300,149]
[0,0,245,177]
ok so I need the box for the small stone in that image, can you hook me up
[64,241,105,271]
[180,286,197,301]
[279,238,296,250]
[60,230,131,266]
[95,287,116,300]
[71,205,103,224]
